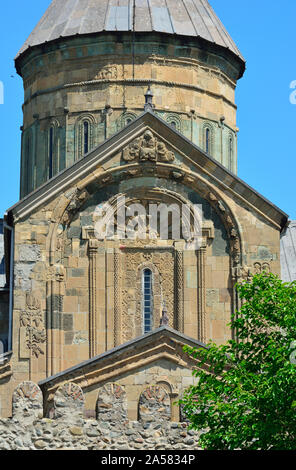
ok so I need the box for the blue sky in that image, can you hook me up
[0,1,295,218]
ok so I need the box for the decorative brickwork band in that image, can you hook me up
[89,239,98,357]
[175,250,184,333]
[197,247,206,343]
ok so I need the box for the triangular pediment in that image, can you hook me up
[38,326,206,396]
[7,111,287,229]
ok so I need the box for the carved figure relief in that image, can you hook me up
[95,65,117,80]
[254,262,271,274]
[233,262,271,282]
[122,131,175,163]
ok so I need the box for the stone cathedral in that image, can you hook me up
[0,0,288,424]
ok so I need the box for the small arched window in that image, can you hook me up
[75,115,95,160]
[120,113,137,130]
[166,114,182,132]
[48,121,60,179]
[205,128,210,154]
[142,268,153,334]
[202,124,214,156]
[83,121,89,155]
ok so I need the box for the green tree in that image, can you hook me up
[180,272,296,450]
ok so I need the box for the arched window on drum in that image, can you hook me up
[142,268,153,334]
[205,127,211,154]
[74,114,96,160]
[83,121,89,155]
[202,123,214,156]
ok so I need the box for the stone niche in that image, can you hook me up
[96,382,127,422]
[138,385,171,423]
[54,382,85,420]
[12,381,43,424]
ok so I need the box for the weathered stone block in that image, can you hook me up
[62,314,74,331]
[67,227,82,239]
[18,245,41,262]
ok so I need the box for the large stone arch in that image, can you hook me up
[47,159,244,270]
[45,151,244,371]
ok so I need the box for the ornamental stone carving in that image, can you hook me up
[232,266,252,282]
[235,262,271,280]
[122,131,175,163]
[95,65,117,80]
[207,191,242,267]
[20,292,46,358]
[61,189,89,225]
[254,262,271,274]
[121,249,175,342]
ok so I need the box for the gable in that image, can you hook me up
[39,327,207,404]
[6,111,288,230]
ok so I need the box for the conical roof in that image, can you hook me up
[17,0,244,64]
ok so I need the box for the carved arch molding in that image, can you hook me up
[45,134,245,373]
[77,188,215,355]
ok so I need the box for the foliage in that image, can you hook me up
[180,272,296,450]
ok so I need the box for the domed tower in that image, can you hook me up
[16,0,245,198]
[0,0,288,422]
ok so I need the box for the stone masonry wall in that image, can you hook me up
[0,381,200,451]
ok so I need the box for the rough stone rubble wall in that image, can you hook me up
[0,381,200,450]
